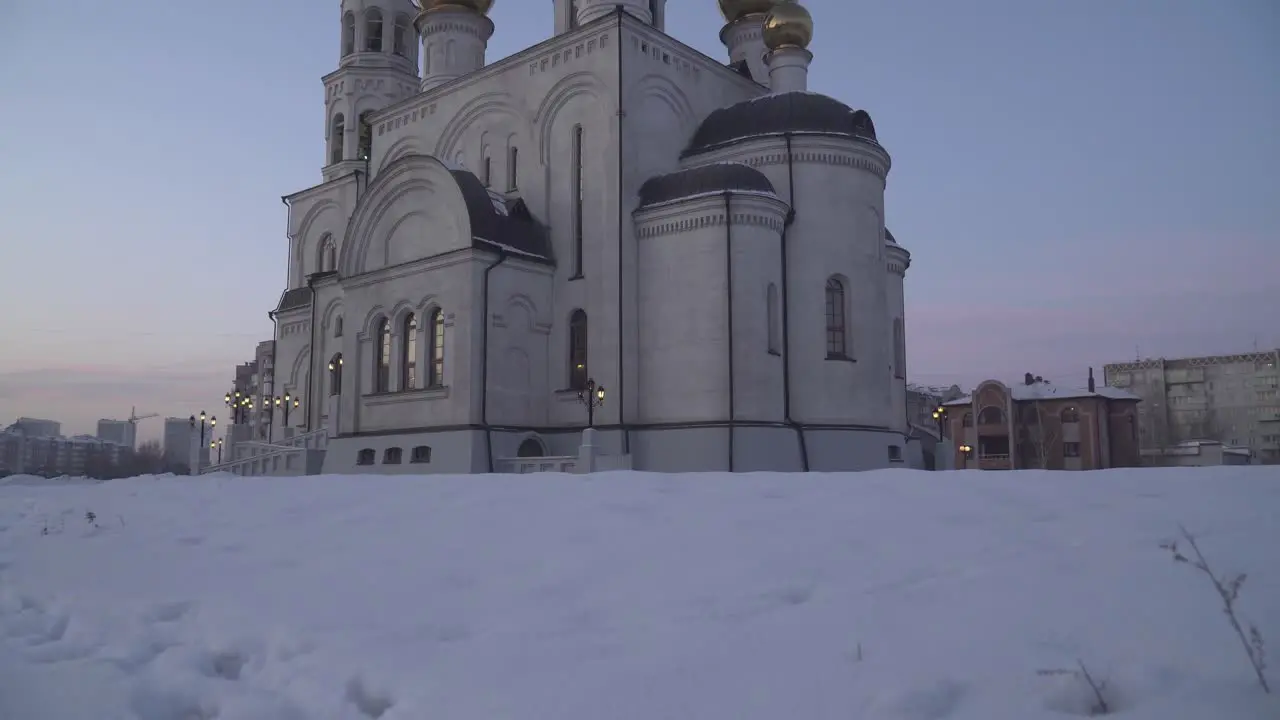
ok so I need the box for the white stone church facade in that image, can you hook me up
[267,0,918,474]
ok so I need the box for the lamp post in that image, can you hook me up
[188,412,215,472]
[959,443,973,469]
[224,389,251,425]
[211,438,223,464]
[267,393,300,440]
[577,378,606,427]
[932,405,946,439]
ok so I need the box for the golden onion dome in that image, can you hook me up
[762,1,812,50]
[416,0,493,14]
[718,0,778,22]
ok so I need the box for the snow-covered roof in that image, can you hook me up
[943,381,1141,406]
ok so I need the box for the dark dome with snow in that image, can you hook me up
[684,92,878,157]
[638,163,776,207]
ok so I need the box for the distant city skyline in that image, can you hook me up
[1,0,1277,438]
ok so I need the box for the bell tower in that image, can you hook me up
[719,0,777,85]
[554,0,665,34]
[323,0,421,181]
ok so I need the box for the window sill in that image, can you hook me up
[568,273,584,281]
[556,388,588,403]
[364,386,450,405]
[768,349,782,357]
[826,354,856,363]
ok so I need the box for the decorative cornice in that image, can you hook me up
[691,136,891,183]
[635,204,787,239]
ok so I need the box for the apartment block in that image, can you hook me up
[1103,350,1280,463]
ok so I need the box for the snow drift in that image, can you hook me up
[1,467,1277,719]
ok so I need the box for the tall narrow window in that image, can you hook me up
[893,317,905,378]
[393,14,410,56]
[375,318,391,392]
[572,126,584,277]
[334,316,344,337]
[766,283,780,354]
[319,235,336,272]
[402,313,418,390]
[569,0,579,28]
[568,309,588,390]
[508,147,519,190]
[365,9,383,52]
[649,0,659,25]
[330,114,345,165]
[428,308,445,386]
[342,12,356,56]
[825,277,848,359]
[357,112,373,162]
[482,152,492,186]
[329,353,343,395]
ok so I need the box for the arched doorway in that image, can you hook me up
[517,437,545,458]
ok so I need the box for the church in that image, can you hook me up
[269,0,918,474]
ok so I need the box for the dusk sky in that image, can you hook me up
[1,0,1276,442]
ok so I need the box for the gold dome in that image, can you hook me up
[762,1,813,50]
[718,0,778,22]
[416,0,493,14]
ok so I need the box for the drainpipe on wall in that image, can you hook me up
[723,191,736,472]
[615,8,629,456]
[782,132,810,471]
[480,249,509,472]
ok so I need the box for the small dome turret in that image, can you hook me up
[762,0,812,50]
[718,0,777,22]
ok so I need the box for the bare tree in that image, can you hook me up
[1021,400,1058,469]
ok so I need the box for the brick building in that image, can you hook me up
[941,370,1142,471]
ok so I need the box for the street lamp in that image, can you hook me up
[189,412,214,472]
[211,438,223,464]
[932,405,946,439]
[274,392,300,426]
[577,378,606,427]
[224,389,251,424]
[958,443,973,469]
[264,393,301,441]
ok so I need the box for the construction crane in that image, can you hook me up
[128,407,159,427]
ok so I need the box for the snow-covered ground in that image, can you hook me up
[1,468,1277,719]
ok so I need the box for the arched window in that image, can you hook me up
[568,309,588,390]
[357,448,375,465]
[508,146,519,190]
[402,313,418,390]
[357,112,373,162]
[364,9,383,52]
[427,308,445,386]
[893,317,906,378]
[329,353,343,396]
[978,406,1004,425]
[825,277,848,359]
[482,150,492,186]
[393,14,410,56]
[383,447,403,464]
[572,125,584,277]
[334,316,344,337]
[1061,406,1080,424]
[318,235,336,272]
[517,438,544,457]
[375,318,391,392]
[649,0,659,25]
[342,12,356,56]
[569,0,579,28]
[962,412,974,428]
[766,283,780,354]
[330,114,345,165]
